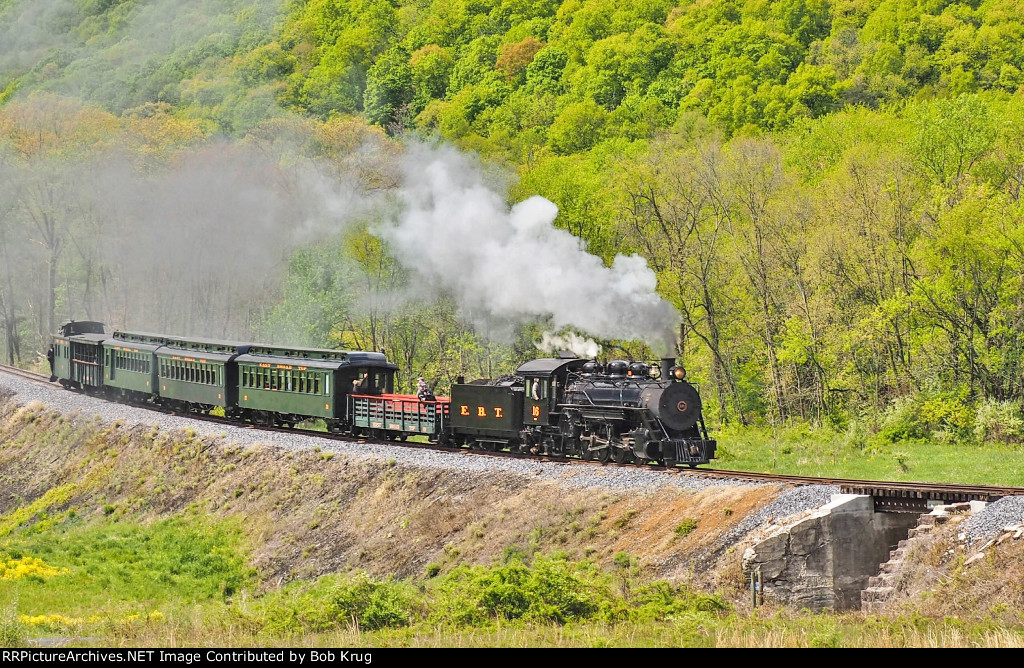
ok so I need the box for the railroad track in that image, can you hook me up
[0,362,53,385]
[2,363,1022,509]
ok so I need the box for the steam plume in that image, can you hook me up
[374,143,680,353]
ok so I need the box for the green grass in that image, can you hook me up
[715,423,1024,486]
[0,513,252,627]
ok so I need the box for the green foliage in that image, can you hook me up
[548,99,607,153]
[0,515,251,619]
[258,572,415,635]
[430,555,606,625]
[363,47,414,129]
[674,518,698,538]
[973,399,1024,444]
[428,554,720,626]
[0,602,26,648]
[9,0,1024,435]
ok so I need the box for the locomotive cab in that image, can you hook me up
[515,356,588,453]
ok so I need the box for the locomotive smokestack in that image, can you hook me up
[661,357,675,381]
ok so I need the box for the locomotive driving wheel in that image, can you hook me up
[580,436,594,461]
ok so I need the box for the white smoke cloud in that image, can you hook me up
[535,332,602,359]
[373,143,680,353]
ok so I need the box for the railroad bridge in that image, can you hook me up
[839,482,1008,514]
[740,486,1010,611]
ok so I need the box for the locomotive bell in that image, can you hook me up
[639,381,702,431]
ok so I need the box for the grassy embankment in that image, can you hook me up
[2,392,1024,647]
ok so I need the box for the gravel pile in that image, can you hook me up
[958,495,1024,545]
[718,484,842,546]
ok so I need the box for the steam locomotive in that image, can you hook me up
[48,321,716,467]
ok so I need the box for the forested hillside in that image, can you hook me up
[2,0,1024,444]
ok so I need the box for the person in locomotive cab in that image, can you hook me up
[353,373,368,394]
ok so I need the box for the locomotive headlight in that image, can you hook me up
[672,366,686,380]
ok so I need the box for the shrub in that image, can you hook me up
[879,395,927,442]
[628,581,726,621]
[430,555,608,625]
[259,572,415,635]
[879,391,974,443]
[329,574,412,630]
[674,518,698,538]
[0,603,26,648]
[973,399,1024,444]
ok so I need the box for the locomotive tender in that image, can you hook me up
[48,321,716,467]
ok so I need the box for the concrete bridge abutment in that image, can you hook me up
[741,494,922,611]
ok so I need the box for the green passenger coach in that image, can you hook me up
[155,336,250,412]
[235,345,397,428]
[104,331,167,400]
